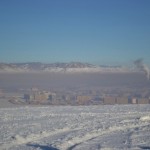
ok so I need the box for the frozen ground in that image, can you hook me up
[0,105,150,150]
[0,99,20,108]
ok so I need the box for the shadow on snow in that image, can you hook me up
[27,143,59,150]
[138,145,150,150]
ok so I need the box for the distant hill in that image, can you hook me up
[0,62,131,73]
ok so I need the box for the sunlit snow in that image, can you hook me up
[0,105,150,150]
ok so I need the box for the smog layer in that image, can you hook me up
[0,72,149,91]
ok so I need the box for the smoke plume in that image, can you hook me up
[134,59,150,80]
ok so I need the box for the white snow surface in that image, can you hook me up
[0,105,150,150]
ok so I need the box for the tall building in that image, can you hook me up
[116,97,129,104]
[76,95,92,105]
[138,98,150,104]
[103,97,117,105]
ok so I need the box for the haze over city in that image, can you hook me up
[0,1,150,150]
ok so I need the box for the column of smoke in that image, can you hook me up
[134,59,150,80]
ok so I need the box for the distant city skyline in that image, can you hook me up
[0,0,150,65]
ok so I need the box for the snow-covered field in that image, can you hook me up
[0,105,150,150]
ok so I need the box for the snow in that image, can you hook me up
[0,105,150,150]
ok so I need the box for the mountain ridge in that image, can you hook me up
[0,62,131,73]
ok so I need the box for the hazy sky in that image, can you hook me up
[0,0,150,65]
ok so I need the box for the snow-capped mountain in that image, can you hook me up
[0,62,130,73]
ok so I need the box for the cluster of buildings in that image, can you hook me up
[24,88,56,103]
[103,96,150,105]
[23,88,150,105]
[76,95,150,105]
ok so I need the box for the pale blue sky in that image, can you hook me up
[0,0,150,65]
